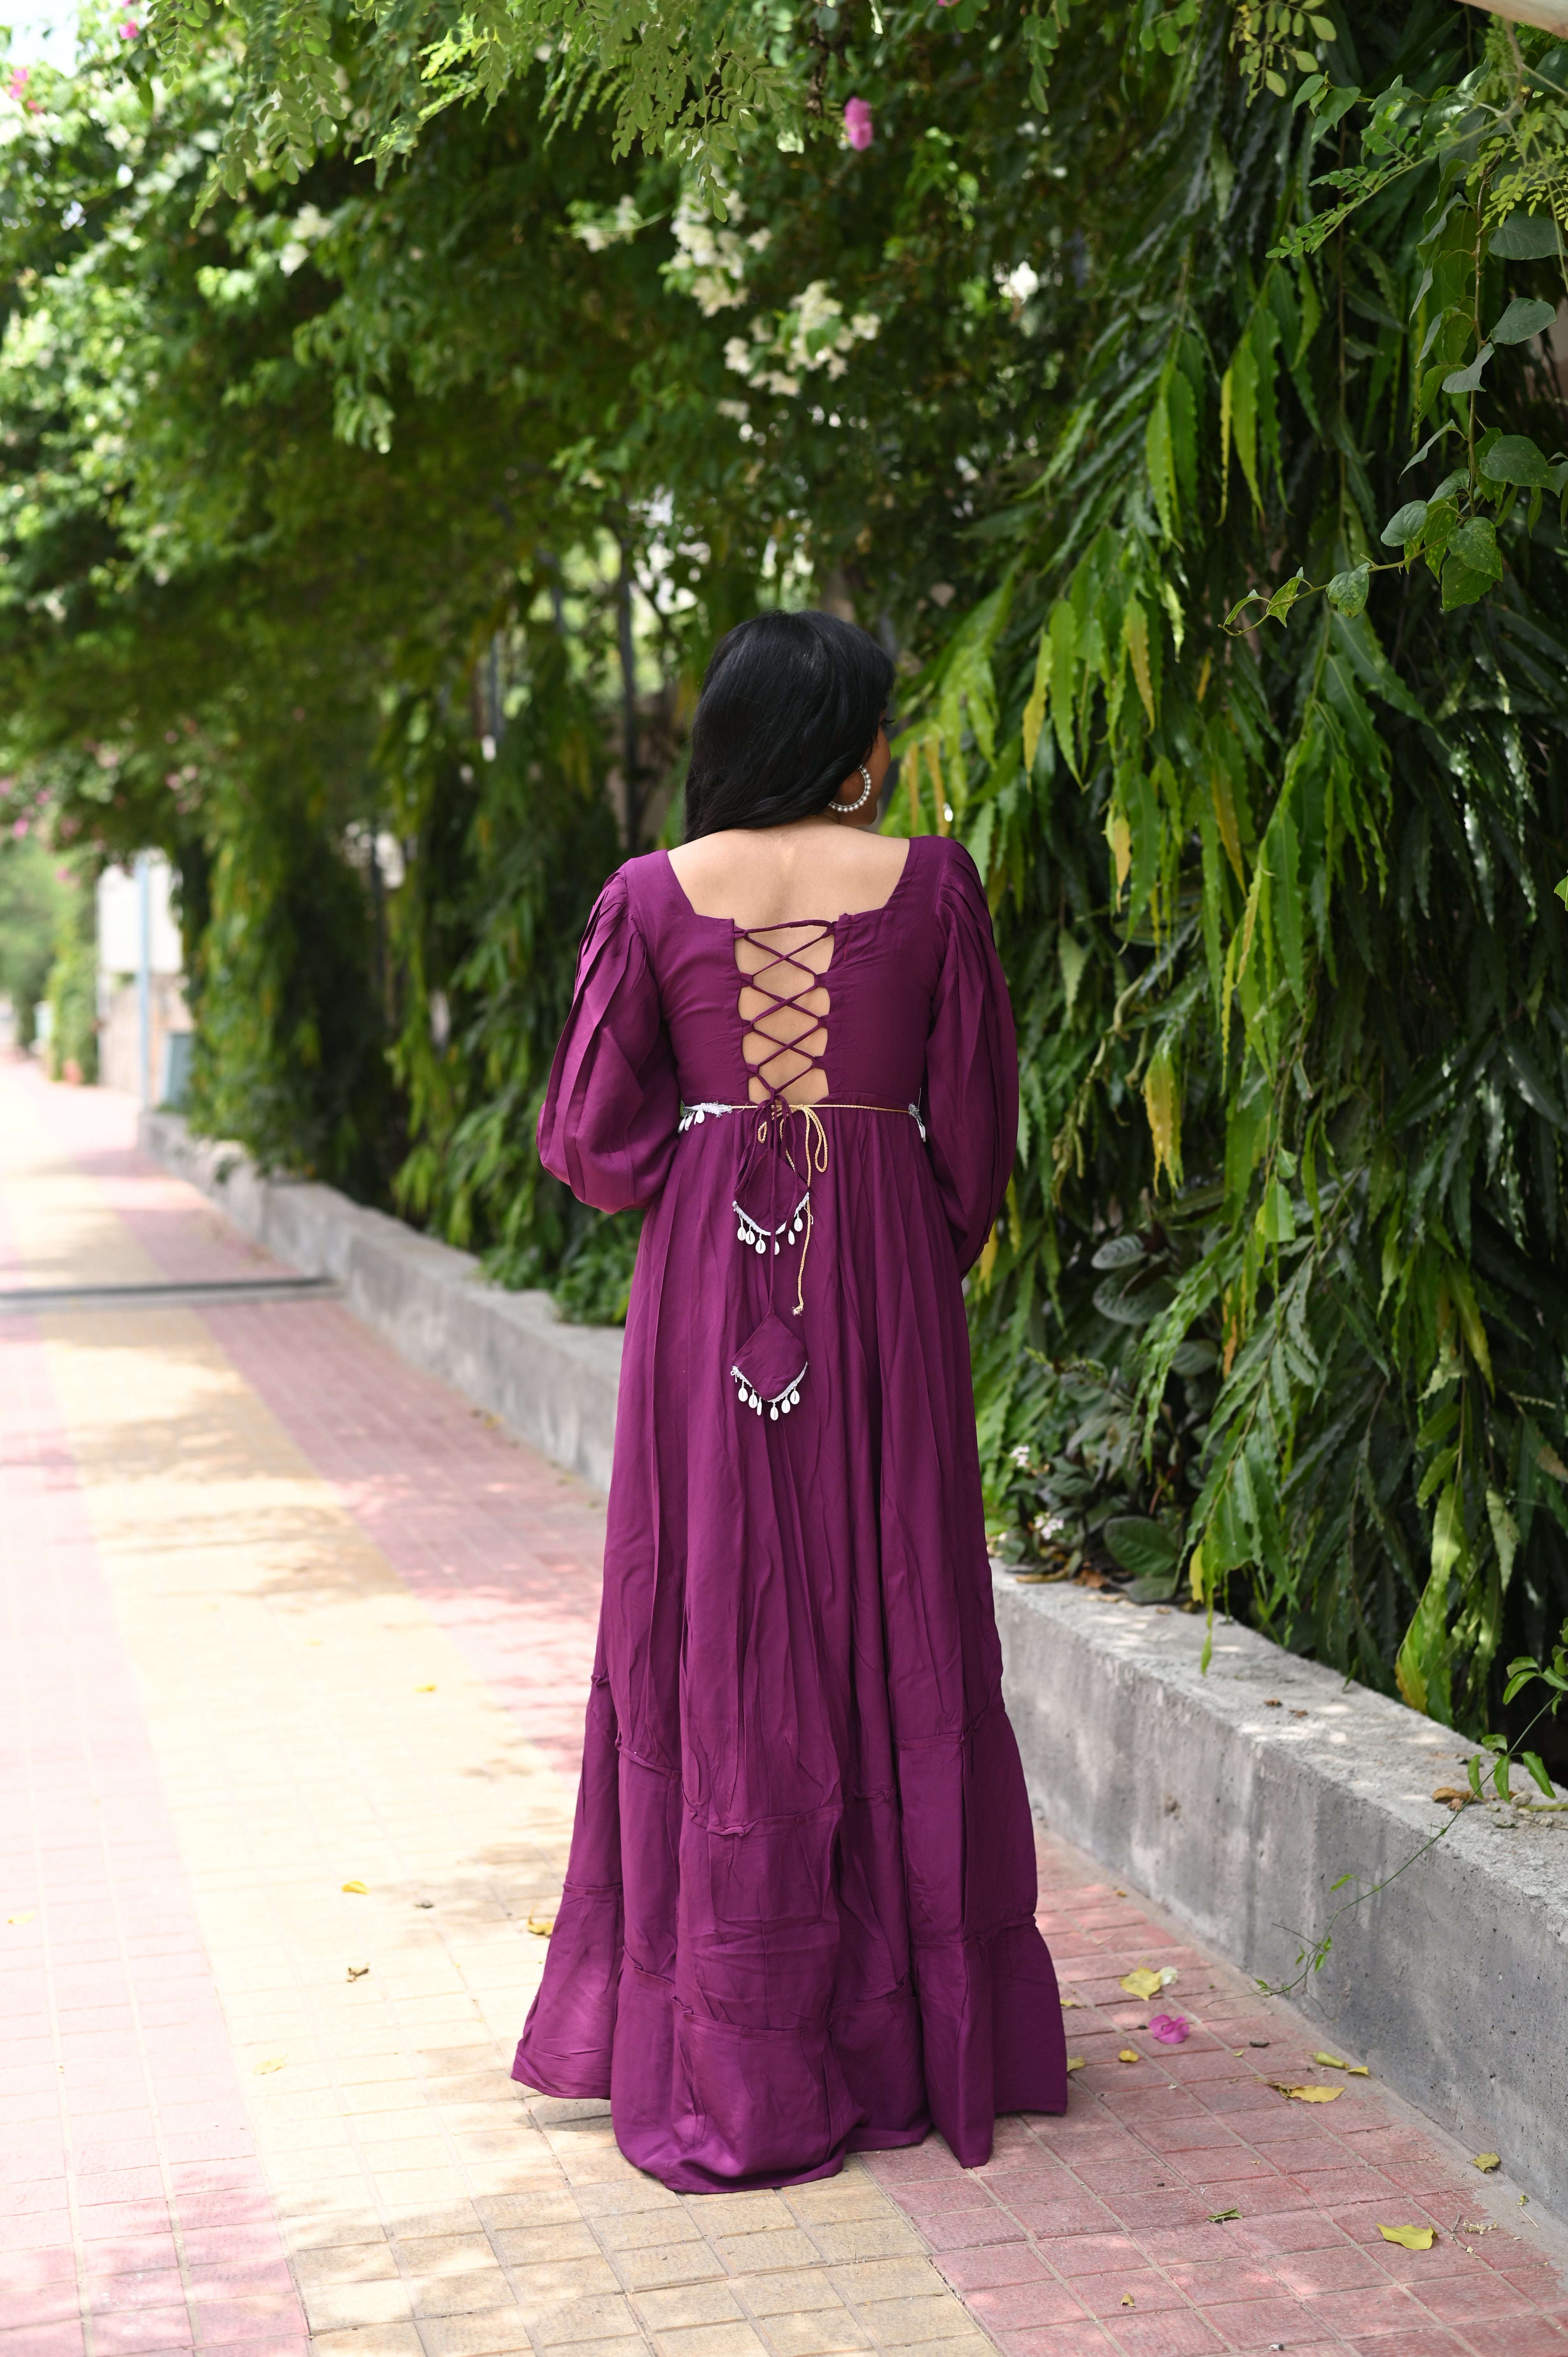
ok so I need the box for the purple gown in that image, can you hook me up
[513,836,1067,2191]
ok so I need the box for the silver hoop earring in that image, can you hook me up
[833,764,874,816]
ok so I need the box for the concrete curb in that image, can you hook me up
[136,1111,1568,2210]
[994,1575,1568,2213]
[138,1111,623,1492]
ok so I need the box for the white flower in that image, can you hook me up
[723,337,754,376]
[997,260,1040,306]
[574,196,645,253]
[716,399,750,421]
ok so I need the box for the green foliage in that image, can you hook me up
[0,828,70,1041]
[9,0,1568,1753]
[43,858,99,1082]
[895,0,1568,1741]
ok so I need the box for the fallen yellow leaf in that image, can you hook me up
[1268,2082,1342,2103]
[1118,2049,1141,2064]
[1061,1997,1082,2008]
[1066,2056,1086,2073]
[1377,2224,1435,2251]
[526,1911,556,1937]
[7,1912,35,1926]
[1347,2064,1369,2076]
[1208,2207,1240,2224]
[1473,2153,1501,2173]
[1119,1966,1176,2000]
[341,1880,369,1895]
[254,2056,287,2075]
[1314,2052,1349,2069]
[415,1683,437,1693]
[1120,2292,1135,2307]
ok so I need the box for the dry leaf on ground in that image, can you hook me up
[346,1964,369,1981]
[1378,2224,1436,2251]
[1209,2207,1240,2224]
[7,1912,34,1926]
[254,2056,287,2074]
[1268,2081,1342,2103]
[1120,2293,1135,2306]
[341,1880,369,1894]
[1066,2056,1086,2073]
[1473,2153,1501,2172]
[1118,2048,1141,2064]
[1119,1966,1176,1999]
[415,1683,437,1693]
[1061,1997,1082,2007]
[526,1911,556,1936]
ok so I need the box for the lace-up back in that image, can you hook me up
[735,921,834,1104]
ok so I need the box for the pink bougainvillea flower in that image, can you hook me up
[119,19,139,37]
[6,65,29,97]
[843,97,874,151]
[12,817,30,839]
[1148,2013,1190,2046]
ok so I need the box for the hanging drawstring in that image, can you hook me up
[789,1104,829,1316]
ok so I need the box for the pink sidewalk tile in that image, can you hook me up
[14,1062,1568,2357]
[0,1138,308,2355]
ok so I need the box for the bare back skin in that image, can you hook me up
[666,723,907,1103]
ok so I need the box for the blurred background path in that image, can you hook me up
[4,1054,1567,2357]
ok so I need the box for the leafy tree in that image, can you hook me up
[9,0,1568,1749]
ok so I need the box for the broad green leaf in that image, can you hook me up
[1479,435,1550,489]
[1489,211,1560,260]
[1264,569,1306,624]
[1522,1750,1555,1797]
[1442,343,1492,395]
[1451,519,1504,580]
[1488,297,1557,346]
[1325,562,1370,617]
[1380,499,1427,545]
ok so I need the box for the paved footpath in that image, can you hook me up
[4,1057,1568,2357]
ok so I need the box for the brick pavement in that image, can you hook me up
[4,1056,1568,2357]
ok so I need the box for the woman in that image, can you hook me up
[514,609,1066,2192]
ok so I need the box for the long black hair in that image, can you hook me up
[682,610,895,841]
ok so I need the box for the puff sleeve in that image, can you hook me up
[921,842,1019,1276]
[536,869,682,1213]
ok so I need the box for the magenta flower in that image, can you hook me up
[1148,2013,1190,2046]
[6,65,29,98]
[12,817,30,839]
[119,19,139,36]
[844,97,874,151]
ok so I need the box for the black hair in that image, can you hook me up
[682,609,895,841]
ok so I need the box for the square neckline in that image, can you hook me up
[660,838,919,933]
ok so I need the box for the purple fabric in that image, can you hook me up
[514,836,1066,2191]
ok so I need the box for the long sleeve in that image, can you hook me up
[537,869,681,1213]
[922,842,1019,1276]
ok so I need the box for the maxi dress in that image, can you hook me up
[513,834,1067,2192]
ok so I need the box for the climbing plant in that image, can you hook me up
[890,0,1568,1743]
